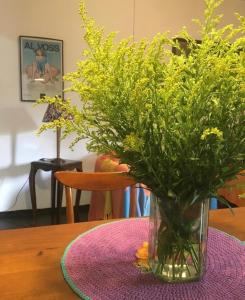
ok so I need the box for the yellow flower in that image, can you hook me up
[201,127,224,141]
[123,133,144,152]
[145,103,153,111]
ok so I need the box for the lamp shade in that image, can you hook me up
[42,103,63,123]
[42,101,71,163]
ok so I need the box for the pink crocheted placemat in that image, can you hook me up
[61,218,245,300]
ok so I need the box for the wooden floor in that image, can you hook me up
[0,205,89,230]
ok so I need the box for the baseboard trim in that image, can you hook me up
[0,204,90,217]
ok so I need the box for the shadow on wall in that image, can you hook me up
[0,107,97,210]
[0,108,39,166]
[0,107,38,211]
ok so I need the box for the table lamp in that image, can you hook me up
[42,102,67,163]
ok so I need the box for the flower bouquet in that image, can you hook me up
[38,0,245,282]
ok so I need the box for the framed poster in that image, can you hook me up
[19,36,63,102]
[172,38,201,56]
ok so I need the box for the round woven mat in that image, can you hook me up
[61,218,245,300]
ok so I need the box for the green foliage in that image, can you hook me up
[38,0,245,206]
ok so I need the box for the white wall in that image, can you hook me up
[134,0,244,39]
[0,0,244,211]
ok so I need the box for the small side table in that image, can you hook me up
[29,159,83,225]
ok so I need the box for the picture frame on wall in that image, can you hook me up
[19,36,63,102]
[172,37,201,56]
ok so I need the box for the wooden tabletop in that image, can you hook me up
[0,207,244,300]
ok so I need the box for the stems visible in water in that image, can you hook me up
[149,198,209,281]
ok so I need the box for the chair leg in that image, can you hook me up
[65,186,74,223]
[129,185,137,217]
[74,190,82,222]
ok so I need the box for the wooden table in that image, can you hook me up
[0,208,244,300]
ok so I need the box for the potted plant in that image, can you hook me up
[38,0,245,282]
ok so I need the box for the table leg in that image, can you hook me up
[56,181,63,224]
[29,165,38,226]
[51,172,56,224]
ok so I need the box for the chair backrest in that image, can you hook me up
[217,171,245,207]
[55,171,137,223]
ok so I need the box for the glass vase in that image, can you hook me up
[148,195,209,283]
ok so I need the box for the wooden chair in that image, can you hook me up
[55,171,137,223]
[217,171,245,207]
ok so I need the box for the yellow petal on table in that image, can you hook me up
[135,241,149,260]
[134,241,150,272]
